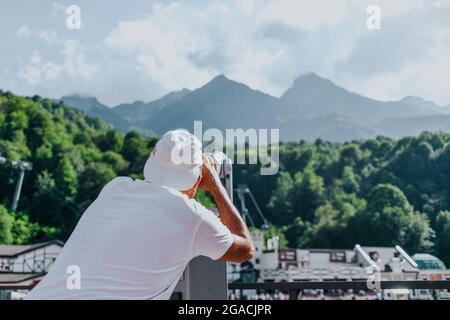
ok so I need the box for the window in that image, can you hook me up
[330,251,346,262]
[416,260,445,270]
[279,249,297,261]
[369,251,380,262]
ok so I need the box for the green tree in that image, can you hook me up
[0,205,13,244]
[55,156,78,201]
[102,151,128,173]
[339,166,359,194]
[267,172,294,225]
[284,217,312,248]
[77,163,116,208]
[291,166,325,222]
[435,211,450,266]
[259,225,288,250]
[350,184,432,252]
[121,130,151,175]
[96,129,124,153]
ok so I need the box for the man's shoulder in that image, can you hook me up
[109,176,132,185]
[99,176,133,193]
[183,197,218,221]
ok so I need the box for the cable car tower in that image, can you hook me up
[235,184,269,230]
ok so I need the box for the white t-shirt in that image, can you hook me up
[25,177,233,300]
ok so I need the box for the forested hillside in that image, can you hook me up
[1,91,450,266]
[0,91,158,243]
[234,134,450,265]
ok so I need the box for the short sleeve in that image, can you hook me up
[191,204,234,260]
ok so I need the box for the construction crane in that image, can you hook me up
[235,184,269,230]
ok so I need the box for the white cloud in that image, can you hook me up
[103,1,322,96]
[15,25,58,43]
[18,51,63,84]
[341,39,450,106]
[257,0,351,29]
[4,0,450,106]
[52,2,67,17]
[372,0,425,16]
[17,40,98,91]
[16,25,32,38]
[104,2,248,92]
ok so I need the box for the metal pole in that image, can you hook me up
[12,168,25,211]
[289,289,298,300]
[237,185,249,225]
[247,188,270,228]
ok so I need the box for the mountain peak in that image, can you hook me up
[207,74,233,85]
[296,72,322,79]
[202,74,245,91]
[281,73,342,102]
[63,93,97,100]
[212,74,228,81]
[400,95,434,104]
[399,95,442,110]
[293,72,333,86]
[61,94,107,111]
[62,93,104,106]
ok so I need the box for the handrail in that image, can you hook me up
[229,280,450,290]
[2,280,449,298]
[228,280,450,300]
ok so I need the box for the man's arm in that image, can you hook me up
[199,155,254,263]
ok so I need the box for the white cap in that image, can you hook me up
[143,130,203,190]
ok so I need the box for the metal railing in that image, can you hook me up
[228,280,450,300]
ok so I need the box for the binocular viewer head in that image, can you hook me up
[207,151,232,179]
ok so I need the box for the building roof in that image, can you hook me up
[0,273,42,284]
[0,273,44,289]
[0,240,64,258]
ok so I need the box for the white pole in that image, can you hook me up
[11,168,25,211]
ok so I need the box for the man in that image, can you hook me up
[26,130,254,299]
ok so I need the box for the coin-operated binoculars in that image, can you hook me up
[171,152,233,300]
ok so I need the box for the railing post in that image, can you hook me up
[288,289,298,300]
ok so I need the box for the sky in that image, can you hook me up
[0,0,449,107]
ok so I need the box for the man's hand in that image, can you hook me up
[198,154,221,193]
[198,153,254,264]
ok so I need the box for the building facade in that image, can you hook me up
[0,241,63,299]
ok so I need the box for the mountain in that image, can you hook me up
[278,73,441,126]
[60,73,450,142]
[114,89,191,125]
[282,114,377,142]
[376,115,450,139]
[397,96,450,115]
[138,73,446,140]
[61,94,129,131]
[140,75,279,134]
